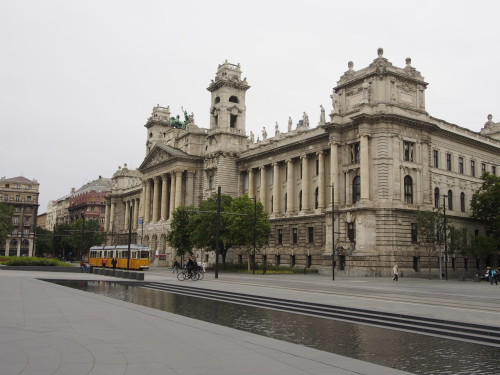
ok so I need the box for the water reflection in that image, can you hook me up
[54,281,500,375]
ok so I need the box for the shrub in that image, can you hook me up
[1,256,70,267]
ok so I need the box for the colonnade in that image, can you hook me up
[244,136,371,214]
[105,197,140,232]
[140,169,196,223]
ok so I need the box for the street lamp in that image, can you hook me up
[330,186,336,281]
[442,195,448,281]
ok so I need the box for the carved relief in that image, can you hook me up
[148,150,172,167]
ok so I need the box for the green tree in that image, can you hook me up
[416,208,443,279]
[166,206,194,261]
[35,226,53,256]
[190,194,234,268]
[53,223,74,258]
[0,203,13,246]
[470,172,500,243]
[70,219,105,259]
[227,196,271,270]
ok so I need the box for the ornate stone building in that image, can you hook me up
[105,50,500,277]
[0,176,39,256]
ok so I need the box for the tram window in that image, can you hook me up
[141,251,149,259]
[122,251,129,258]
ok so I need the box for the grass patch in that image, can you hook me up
[0,256,71,267]
[220,262,319,274]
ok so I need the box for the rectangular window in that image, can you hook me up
[276,254,280,266]
[300,163,303,179]
[347,222,355,242]
[23,229,29,236]
[290,255,296,267]
[433,150,439,168]
[458,157,464,174]
[350,142,360,163]
[308,227,314,243]
[482,163,486,174]
[315,159,319,176]
[404,141,415,162]
[16,195,20,202]
[492,166,497,175]
[3,195,7,201]
[471,161,475,177]
[230,114,237,128]
[209,175,214,190]
[277,229,283,244]
[446,153,452,171]
[292,228,298,244]
[12,217,19,225]
[411,223,418,243]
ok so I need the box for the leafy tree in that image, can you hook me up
[463,234,497,267]
[70,219,105,259]
[227,196,270,270]
[166,206,194,261]
[0,203,13,246]
[416,208,443,279]
[470,172,500,244]
[53,223,74,258]
[35,226,53,256]
[189,194,234,268]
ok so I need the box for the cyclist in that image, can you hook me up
[186,257,195,277]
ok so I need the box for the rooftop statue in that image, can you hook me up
[288,117,293,132]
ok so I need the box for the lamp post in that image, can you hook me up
[442,195,448,281]
[330,186,336,281]
[215,186,221,279]
[252,196,256,275]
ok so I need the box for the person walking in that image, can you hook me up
[173,259,180,273]
[111,257,118,270]
[392,265,399,281]
[491,268,498,285]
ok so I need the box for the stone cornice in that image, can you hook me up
[207,80,251,93]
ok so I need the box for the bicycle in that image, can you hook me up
[177,268,202,281]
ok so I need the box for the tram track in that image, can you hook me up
[141,281,500,347]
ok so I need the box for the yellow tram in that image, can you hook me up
[89,244,151,270]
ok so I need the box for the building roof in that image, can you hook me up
[1,176,38,184]
[73,177,112,196]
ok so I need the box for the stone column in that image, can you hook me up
[259,166,267,210]
[360,133,370,201]
[124,200,130,231]
[144,179,151,222]
[317,151,325,209]
[104,202,110,232]
[272,163,280,214]
[133,198,139,230]
[286,159,295,213]
[161,174,168,221]
[140,182,146,222]
[186,171,195,206]
[152,176,160,222]
[248,169,255,199]
[174,170,183,209]
[109,200,116,233]
[301,155,309,212]
[330,142,339,204]
[169,172,176,218]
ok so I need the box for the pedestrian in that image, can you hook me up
[102,258,107,268]
[202,261,207,273]
[173,259,180,273]
[491,268,498,285]
[80,259,87,273]
[392,265,399,281]
[111,257,118,270]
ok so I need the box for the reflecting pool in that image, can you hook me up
[51,280,500,375]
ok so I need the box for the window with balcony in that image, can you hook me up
[404,175,413,204]
[352,176,361,203]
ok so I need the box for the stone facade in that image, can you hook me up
[104,50,500,277]
[0,176,40,256]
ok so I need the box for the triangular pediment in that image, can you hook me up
[139,144,192,171]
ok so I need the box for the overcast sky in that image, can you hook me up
[1,0,499,213]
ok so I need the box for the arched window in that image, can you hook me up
[448,190,453,211]
[460,192,466,212]
[404,175,413,204]
[314,187,319,209]
[214,96,220,104]
[298,190,302,211]
[352,176,361,203]
[434,187,440,208]
[229,95,239,103]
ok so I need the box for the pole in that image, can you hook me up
[252,197,256,275]
[332,186,335,281]
[442,195,448,281]
[215,186,221,279]
[127,208,132,269]
[80,214,85,261]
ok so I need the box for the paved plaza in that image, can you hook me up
[1,268,499,375]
